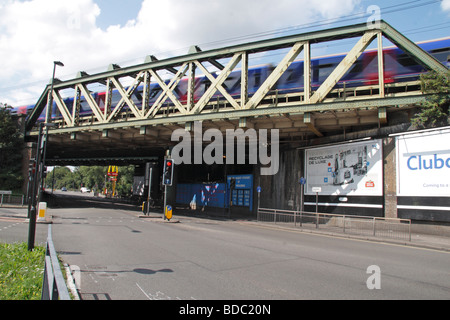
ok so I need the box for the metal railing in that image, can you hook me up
[41,224,71,300]
[257,208,411,241]
[0,194,25,207]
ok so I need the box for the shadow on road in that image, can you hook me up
[43,192,142,212]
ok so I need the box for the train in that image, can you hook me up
[11,37,450,121]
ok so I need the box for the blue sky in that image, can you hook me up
[92,0,450,44]
[0,0,449,107]
[94,0,142,30]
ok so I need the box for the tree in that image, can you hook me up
[411,70,450,129]
[0,104,24,191]
[46,165,136,197]
[77,166,107,191]
[115,165,134,197]
[49,166,72,189]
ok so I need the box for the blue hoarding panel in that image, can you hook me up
[176,174,254,211]
[176,183,227,209]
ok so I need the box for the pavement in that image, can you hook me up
[1,204,450,252]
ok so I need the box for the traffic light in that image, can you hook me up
[162,158,174,186]
[29,158,36,176]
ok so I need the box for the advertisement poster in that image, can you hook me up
[396,128,450,197]
[305,139,383,196]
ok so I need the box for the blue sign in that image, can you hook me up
[299,177,306,185]
[227,174,253,211]
[257,186,262,193]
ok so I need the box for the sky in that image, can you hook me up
[0,0,449,107]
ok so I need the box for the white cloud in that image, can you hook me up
[442,0,450,13]
[0,0,361,106]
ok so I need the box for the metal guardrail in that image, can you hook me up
[41,224,71,300]
[257,208,411,241]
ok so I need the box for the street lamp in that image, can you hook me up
[27,61,63,251]
[46,61,64,124]
[45,61,64,125]
[39,61,64,201]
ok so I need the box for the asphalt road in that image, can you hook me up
[42,204,450,300]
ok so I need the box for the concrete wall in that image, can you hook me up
[257,148,303,211]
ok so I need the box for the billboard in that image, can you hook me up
[305,139,383,196]
[396,128,450,197]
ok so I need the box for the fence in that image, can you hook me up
[0,194,25,207]
[41,224,71,300]
[257,208,411,241]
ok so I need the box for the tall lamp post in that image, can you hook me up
[28,61,63,251]
[39,61,64,202]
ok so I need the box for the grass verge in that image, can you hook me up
[0,242,45,300]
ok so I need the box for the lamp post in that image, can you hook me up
[27,61,63,251]
[46,61,64,124]
[27,122,44,251]
[38,61,64,203]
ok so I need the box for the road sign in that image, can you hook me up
[165,205,173,220]
[107,166,118,177]
[299,177,306,185]
[312,187,321,217]
[257,186,262,193]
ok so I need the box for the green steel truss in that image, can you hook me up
[25,20,447,137]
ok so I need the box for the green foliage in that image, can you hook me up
[75,166,107,191]
[51,165,135,197]
[115,165,135,196]
[0,242,45,300]
[0,104,24,191]
[411,70,450,129]
[50,166,72,189]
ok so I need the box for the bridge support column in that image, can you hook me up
[383,137,397,219]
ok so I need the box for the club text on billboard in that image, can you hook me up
[396,129,450,197]
[406,153,450,171]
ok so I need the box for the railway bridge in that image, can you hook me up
[23,20,449,221]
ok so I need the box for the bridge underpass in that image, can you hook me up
[42,105,393,166]
[23,20,448,217]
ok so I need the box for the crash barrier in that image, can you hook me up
[42,224,71,300]
[257,208,411,241]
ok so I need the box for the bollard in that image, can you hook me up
[37,202,48,223]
